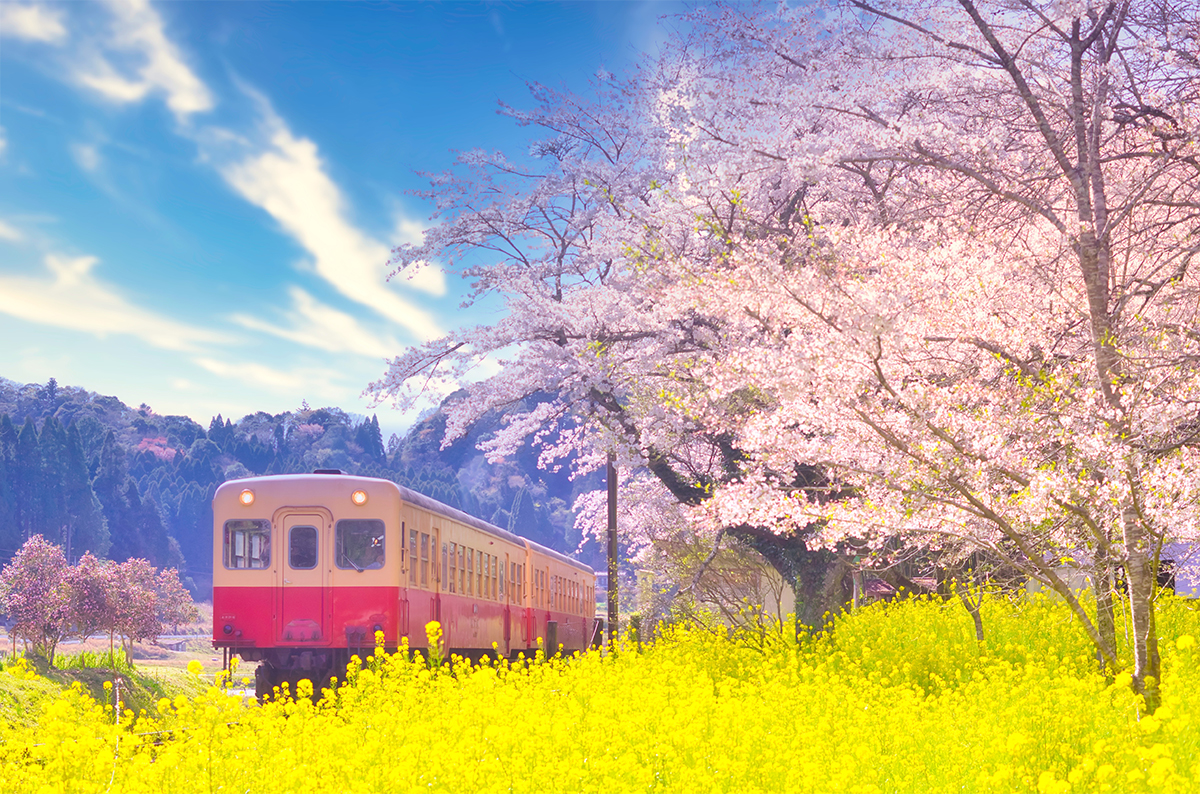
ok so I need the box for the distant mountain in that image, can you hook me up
[0,377,604,597]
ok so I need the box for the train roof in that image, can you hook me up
[219,473,594,576]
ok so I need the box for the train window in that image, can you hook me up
[459,546,466,594]
[289,526,318,570]
[409,530,418,585]
[420,533,429,587]
[448,543,457,594]
[224,519,271,569]
[466,549,474,595]
[492,557,498,600]
[476,551,484,598]
[442,543,449,588]
[335,519,385,571]
[483,555,491,600]
[500,560,506,601]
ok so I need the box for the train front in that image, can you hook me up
[212,473,403,694]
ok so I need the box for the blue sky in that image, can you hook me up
[0,0,679,439]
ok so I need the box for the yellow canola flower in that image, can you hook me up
[186,659,203,676]
[4,594,1200,793]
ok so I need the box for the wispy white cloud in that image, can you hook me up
[71,142,101,172]
[230,285,401,359]
[0,220,20,242]
[0,3,67,43]
[218,97,445,340]
[192,355,345,398]
[0,253,226,352]
[74,0,212,119]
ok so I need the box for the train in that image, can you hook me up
[212,471,596,696]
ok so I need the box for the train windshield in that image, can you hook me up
[336,519,385,571]
[224,519,271,569]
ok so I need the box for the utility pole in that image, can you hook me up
[607,451,618,646]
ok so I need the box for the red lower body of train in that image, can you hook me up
[215,582,595,695]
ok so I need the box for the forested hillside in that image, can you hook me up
[0,377,601,597]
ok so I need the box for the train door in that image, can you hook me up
[432,527,441,624]
[398,518,410,640]
[278,512,329,644]
[503,552,512,656]
[523,545,535,649]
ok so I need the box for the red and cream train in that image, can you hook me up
[212,471,596,695]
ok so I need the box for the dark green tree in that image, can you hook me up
[13,417,42,542]
[93,431,134,559]
[355,415,386,464]
[62,422,109,557]
[37,416,70,548]
[0,438,16,558]
[125,487,172,568]
[207,415,233,452]
[0,415,17,464]
[169,482,214,590]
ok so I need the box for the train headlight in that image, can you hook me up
[223,624,233,635]
[351,489,368,506]
[238,489,255,506]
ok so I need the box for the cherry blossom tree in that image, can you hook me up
[0,538,198,667]
[371,76,747,522]
[637,0,1200,709]
[108,558,161,666]
[0,535,70,663]
[372,0,1199,709]
[65,552,115,642]
[154,566,200,633]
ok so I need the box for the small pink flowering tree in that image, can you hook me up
[0,538,199,667]
[154,567,200,634]
[108,558,160,666]
[0,536,71,664]
[65,553,116,643]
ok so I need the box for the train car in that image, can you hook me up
[212,471,596,696]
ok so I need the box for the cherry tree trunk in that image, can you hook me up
[1122,506,1161,711]
[1092,544,1117,675]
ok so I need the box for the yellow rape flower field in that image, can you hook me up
[4,593,1200,794]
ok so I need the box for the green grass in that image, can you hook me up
[1,653,207,725]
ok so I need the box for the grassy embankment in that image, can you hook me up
[0,602,218,723]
